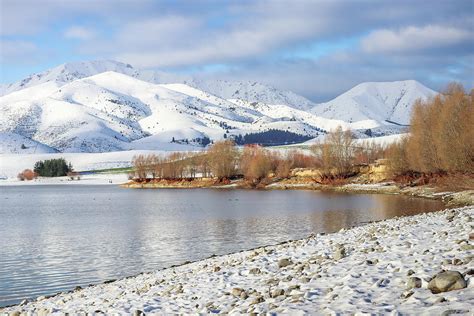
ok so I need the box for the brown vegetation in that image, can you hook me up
[17,169,37,181]
[387,83,473,177]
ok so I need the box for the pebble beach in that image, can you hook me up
[2,206,473,315]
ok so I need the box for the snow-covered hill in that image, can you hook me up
[0,60,438,154]
[311,80,437,125]
[1,71,341,153]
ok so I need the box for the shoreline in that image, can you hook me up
[2,206,473,314]
[121,178,474,207]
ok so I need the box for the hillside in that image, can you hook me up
[311,80,437,125]
[0,71,341,153]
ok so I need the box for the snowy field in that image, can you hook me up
[0,173,129,186]
[3,206,473,314]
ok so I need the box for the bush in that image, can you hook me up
[311,126,355,178]
[17,169,37,181]
[208,140,239,179]
[240,145,273,182]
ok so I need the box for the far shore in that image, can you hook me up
[121,177,474,207]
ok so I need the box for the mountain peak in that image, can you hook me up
[312,80,437,125]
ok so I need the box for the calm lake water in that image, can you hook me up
[0,185,445,307]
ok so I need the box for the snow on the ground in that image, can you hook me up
[0,173,129,186]
[3,206,473,314]
[354,133,407,146]
[0,131,57,154]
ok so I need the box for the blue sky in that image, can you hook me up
[1,0,473,101]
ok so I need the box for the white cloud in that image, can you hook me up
[64,26,96,40]
[361,25,472,54]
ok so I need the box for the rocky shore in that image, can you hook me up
[3,206,473,315]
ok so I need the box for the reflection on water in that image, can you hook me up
[0,185,445,307]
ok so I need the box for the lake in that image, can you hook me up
[0,185,445,307]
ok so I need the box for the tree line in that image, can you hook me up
[130,134,384,185]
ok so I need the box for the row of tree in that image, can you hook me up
[131,132,384,184]
[387,84,473,175]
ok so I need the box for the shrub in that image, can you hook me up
[17,169,37,181]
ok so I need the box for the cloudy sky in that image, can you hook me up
[0,0,472,101]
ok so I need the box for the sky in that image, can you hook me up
[0,0,473,102]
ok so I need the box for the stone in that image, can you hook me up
[434,297,447,303]
[406,277,422,289]
[406,269,415,276]
[265,278,279,286]
[288,285,301,291]
[452,258,463,265]
[278,258,293,268]
[19,299,29,306]
[213,266,221,272]
[250,296,264,305]
[240,291,249,299]
[249,267,261,275]
[428,271,467,294]
[300,277,311,283]
[333,245,346,260]
[270,288,285,298]
[231,288,245,297]
[400,290,414,299]
[133,310,145,316]
[463,269,474,276]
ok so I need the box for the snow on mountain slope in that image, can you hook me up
[0,71,334,153]
[311,80,436,125]
[189,79,315,110]
[0,132,57,154]
[0,60,437,154]
[0,60,312,111]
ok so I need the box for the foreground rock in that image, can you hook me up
[428,271,467,294]
[2,206,473,314]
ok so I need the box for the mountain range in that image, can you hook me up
[0,60,437,154]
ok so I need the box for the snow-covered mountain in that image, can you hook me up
[311,80,437,125]
[0,60,312,110]
[0,71,344,153]
[0,60,437,154]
